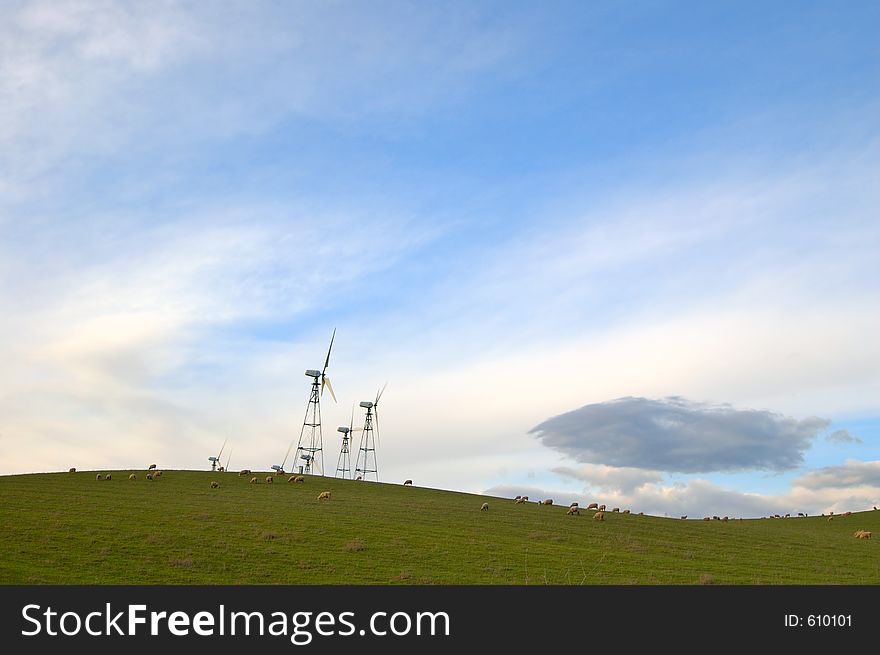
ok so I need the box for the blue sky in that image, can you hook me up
[1,1,878,517]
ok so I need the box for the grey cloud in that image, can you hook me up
[530,396,828,473]
[825,429,862,445]
[794,460,880,490]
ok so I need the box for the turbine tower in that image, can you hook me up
[208,438,227,472]
[291,329,337,475]
[335,407,360,479]
[354,383,386,482]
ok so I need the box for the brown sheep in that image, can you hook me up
[612,507,620,513]
[148,464,157,470]
[238,469,251,477]
[854,530,871,539]
[96,474,103,481]
[567,506,579,515]
[318,491,331,500]
[404,480,413,485]
[598,504,606,511]
[622,509,630,515]
[68,468,76,473]
[844,511,852,517]
[541,499,553,506]
[480,502,489,511]
[593,511,605,521]
[288,476,297,483]
[294,476,305,483]
[587,502,599,510]
[703,517,711,521]
[128,474,136,481]
[250,477,257,483]
[210,481,219,488]
[154,470,162,477]
[265,476,273,484]
[275,469,284,476]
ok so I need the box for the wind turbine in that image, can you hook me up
[208,438,227,472]
[354,383,386,482]
[291,329,337,475]
[335,405,362,479]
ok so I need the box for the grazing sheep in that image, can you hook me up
[514,497,526,504]
[854,530,871,539]
[355,475,363,481]
[514,495,521,501]
[288,476,297,483]
[784,513,790,518]
[829,511,834,516]
[265,476,273,484]
[541,499,553,506]
[275,469,284,476]
[318,491,331,500]
[148,464,157,470]
[638,512,644,515]
[128,474,136,481]
[598,504,606,511]
[593,511,605,521]
[587,503,599,510]
[68,468,76,473]
[250,477,257,484]
[569,502,579,507]
[622,509,630,515]
[712,516,720,521]
[844,511,852,517]
[211,481,219,488]
[612,507,620,513]
[146,473,154,481]
[404,480,413,486]
[96,474,103,481]
[522,496,529,501]
[567,506,579,515]
[798,513,805,517]
[154,470,162,477]
[703,517,711,521]
[293,476,305,483]
[104,474,111,481]
[827,516,834,522]
[680,516,687,520]
[721,517,729,522]
[238,469,251,477]
[480,502,489,511]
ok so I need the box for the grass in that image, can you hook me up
[0,470,877,584]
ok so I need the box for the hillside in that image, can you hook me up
[0,470,877,584]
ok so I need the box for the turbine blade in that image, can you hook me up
[349,404,355,432]
[225,447,233,469]
[375,381,388,405]
[323,375,337,403]
[217,438,228,459]
[322,328,336,374]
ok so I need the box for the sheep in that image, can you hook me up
[128,474,136,481]
[798,513,805,517]
[566,506,579,515]
[680,516,687,520]
[587,502,599,510]
[355,476,363,481]
[854,530,871,539]
[318,491,331,500]
[275,469,284,476]
[721,516,729,522]
[638,512,644,515]
[96,474,103,481]
[712,515,720,521]
[404,480,413,486]
[522,496,529,501]
[250,477,257,484]
[622,509,631,515]
[148,464,157,470]
[784,513,790,518]
[844,511,852,517]
[104,474,112,481]
[569,502,579,507]
[211,481,220,489]
[703,517,711,521]
[238,469,251,477]
[265,476,274,484]
[593,511,605,521]
[612,507,620,513]
[154,470,162,477]
[541,499,553,506]
[514,497,526,504]
[480,502,489,511]
[598,504,606,511]
[288,476,297,483]
[146,473,155,481]
[874,506,877,511]
[68,468,76,473]
[827,516,834,522]
[294,476,305,483]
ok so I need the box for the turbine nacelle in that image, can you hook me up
[337,426,351,434]
[359,401,374,409]
[304,369,321,378]
[208,456,219,462]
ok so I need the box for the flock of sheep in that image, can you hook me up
[72,467,876,538]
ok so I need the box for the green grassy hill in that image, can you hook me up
[0,470,877,584]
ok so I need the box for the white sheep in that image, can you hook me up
[318,491,331,500]
[250,477,258,484]
[480,502,489,511]
[129,474,136,481]
[566,506,579,515]
[211,481,220,488]
[96,474,103,481]
[146,473,154,481]
[104,474,112,481]
[514,497,526,504]
[541,499,553,506]
[587,502,598,510]
[593,511,605,521]
[265,476,274,484]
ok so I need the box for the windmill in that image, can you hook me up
[335,406,362,479]
[219,447,233,473]
[354,383,386,482]
[291,329,337,475]
[208,438,227,472]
